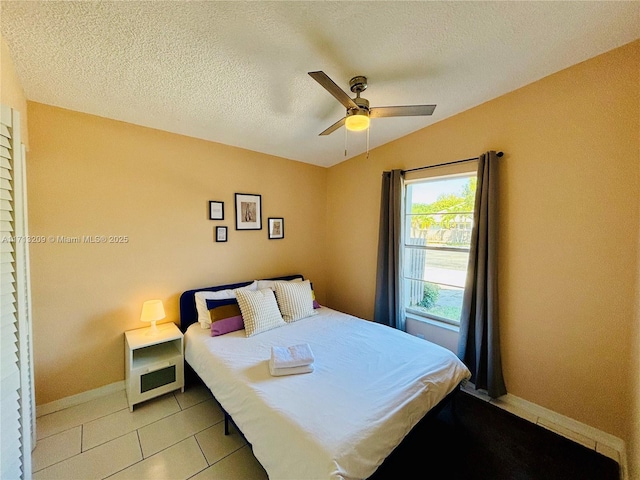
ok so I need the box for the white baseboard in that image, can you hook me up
[499,393,627,480]
[36,381,125,418]
[500,393,625,449]
[461,383,627,480]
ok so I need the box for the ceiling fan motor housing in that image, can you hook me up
[349,76,370,115]
[352,96,370,112]
[349,76,368,94]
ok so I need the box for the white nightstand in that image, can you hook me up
[125,322,184,412]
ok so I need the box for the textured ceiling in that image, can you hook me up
[1,1,638,167]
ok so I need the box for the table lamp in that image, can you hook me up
[140,299,165,335]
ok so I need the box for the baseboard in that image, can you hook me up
[502,393,624,448]
[36,381,125,418]
[461,383,627,480]
[500,393,627,480]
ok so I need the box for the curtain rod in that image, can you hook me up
[402,151,504,174]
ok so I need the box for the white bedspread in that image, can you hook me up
[185,307,470,480]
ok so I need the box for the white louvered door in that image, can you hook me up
[0,104,34,480]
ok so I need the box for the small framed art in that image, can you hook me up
[215,226,227,242]
[235,193,262,230]
[268,217,284,240]
[209,201,224,220]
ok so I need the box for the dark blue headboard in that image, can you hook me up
[179,274,304,332]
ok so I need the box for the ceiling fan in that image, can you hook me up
[308,71,436,136]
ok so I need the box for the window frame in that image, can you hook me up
[402,169,477,328]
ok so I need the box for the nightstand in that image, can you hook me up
[125,322,184,412]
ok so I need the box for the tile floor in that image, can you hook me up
[32,383,268,480]
[33,382,622,480]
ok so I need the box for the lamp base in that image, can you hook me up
[145,321,160,336]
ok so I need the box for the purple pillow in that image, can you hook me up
[211,315,244,336]
[208,301,245,337]
[311,285,320,308]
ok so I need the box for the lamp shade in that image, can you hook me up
[140,299,165,333]
[345,111,370,131]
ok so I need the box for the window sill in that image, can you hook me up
[405,312,460,333]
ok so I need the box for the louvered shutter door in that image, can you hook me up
[0,104,34,480]
[18,141,36,458]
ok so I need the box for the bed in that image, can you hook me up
[180,275,471,480]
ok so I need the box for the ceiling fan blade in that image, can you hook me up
[370,105,436,118]
[309,71,358,110]
[319,117,346,136]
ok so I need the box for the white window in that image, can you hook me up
[403,172,476,326]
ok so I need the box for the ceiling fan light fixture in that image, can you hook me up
[345,110,370,131]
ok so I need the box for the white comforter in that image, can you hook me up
[185,307,470,480]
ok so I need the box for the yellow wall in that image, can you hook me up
[26,103,327,405]
[631,195,640,479]
[0,34,28,147]
[326,40,640,442]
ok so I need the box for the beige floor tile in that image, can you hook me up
[536,417,597,449]
[175,382,213,410]
[33,431,142,480]
[138,399,224,457]
[37,390,128,440]
[188,445,268,480]
[83,393,180,450]
[32,426,82,472]
[108,436,208,480]
[195,421,247,465]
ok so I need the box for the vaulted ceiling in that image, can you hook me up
[1,1,638,167]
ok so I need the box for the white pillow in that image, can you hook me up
[235,288,286,337]
[195,281,258,329]
[256,277,302,291]
[274,280,317,323]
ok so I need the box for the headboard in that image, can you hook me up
[179,274,304,333]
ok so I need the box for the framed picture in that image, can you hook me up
[268,217,284,240]
[235,193,262,230]
[209,201,224,220]
[215,226,227,242]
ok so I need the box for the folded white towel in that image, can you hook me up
[271,343,315,369]
[269,358,314,377]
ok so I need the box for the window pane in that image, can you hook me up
[403,174,476,325]
[404,247,469,288]
[405,279,464,324]
[405,212,474,247]
[404,248,468,322]
[405,177,475,248]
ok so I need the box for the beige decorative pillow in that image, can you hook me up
[235,288,286,337]
[256,277,302,291]
[274,280,318,323]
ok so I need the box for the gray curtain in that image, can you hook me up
[373,169,405,330]
[458,151,507,398]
